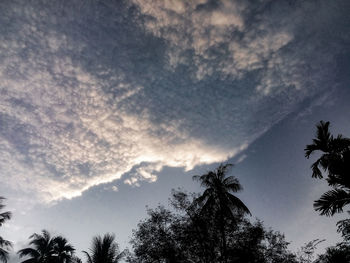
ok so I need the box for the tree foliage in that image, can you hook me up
[315,243,350,263]
[18,230,75,263]
[130,165,297,263]
[305,121,350,216]
[83,234,124,263]
[0,197,12,263]
[193,163,251,262]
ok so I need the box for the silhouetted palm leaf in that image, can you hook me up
[17,248,41,258]
[0,248,9,263]
[18,230,55,263]
[18,230,74,263]
[306,121,350,216]
[305,121,332,158]
[53,236,75,263]
[314,189,350,216]
[83,234,124,263]
[227,194,250,215]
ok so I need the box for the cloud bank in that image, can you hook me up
[0,0,348,203]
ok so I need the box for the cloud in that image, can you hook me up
[0,52,238,202]
[131,0,293,81]
[132,0,348,95]
[0,0,348,203]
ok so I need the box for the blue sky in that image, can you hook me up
[0,0,349,260]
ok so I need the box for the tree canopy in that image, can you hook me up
[0,197,12,263]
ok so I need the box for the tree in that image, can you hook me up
[18,230,75,263]
[130,206,184,263]
[83,234,124,263]
[297,239,325,263]
[170,190,218,262]
[193,163,251,262]
[315,243,350,263]
[18,230,56,263]
[305,121,350,216]
[0,197,12,263]
[130,188,297,263]
[52,236,75,263]
[262,229,297,263]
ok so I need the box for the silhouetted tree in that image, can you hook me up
[193,163,250,262]
[83,234,124,263]
[130,206,184,263]
[52,236,75,263]
[296,239,325,263]
[130,183,297,263]
[305,121,350,216]
[18,230,56,263]
[262,230,298,263]
[170,189,218,262]
[315,243,350,263]
[0,197,12,263]
[18,230,75,263]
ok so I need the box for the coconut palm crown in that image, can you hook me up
[18,230,75,263]
[83,234,124,263]
[193,163,251,217]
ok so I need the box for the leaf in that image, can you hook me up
[314,189,350,216]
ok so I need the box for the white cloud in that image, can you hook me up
[0,43,245,203]
[131,0,342,99]
[0,0,345,205]
[131,0,294,84]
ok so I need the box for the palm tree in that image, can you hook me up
[83,234,124,263]
[305,121,350,216]
[18,230,74,263]
[0,197,12,263]
[193,163,251,263]
[52,236,75,263]
[18,230,55,263]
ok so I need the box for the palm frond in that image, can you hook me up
[223,177,243,192]
[17,247,41,258]
[336,218,350,241]
[305,121,332,158]
[84,234,121,263]
[314,189,350,216]
[82,251,93,263]
[331,135,350,152]
[310,159,323,179]
[227,194,251,216]
[0,248,9,263]
[0,237,12,249]
[0,211,11,226]
[216,163,233,180]
[316,121,331,145]
[305,143,322,158]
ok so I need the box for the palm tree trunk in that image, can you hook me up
[219,212,227,263]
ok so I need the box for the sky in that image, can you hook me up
[0,0,349,260]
